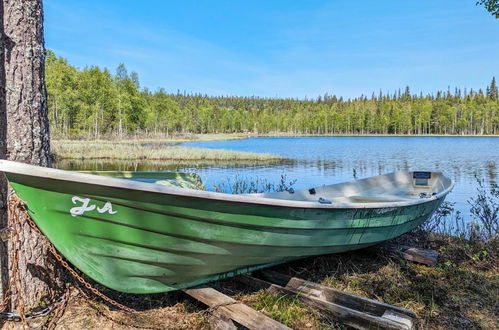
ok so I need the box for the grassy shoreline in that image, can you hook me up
[51,139,280,162]
[55,132,499,143]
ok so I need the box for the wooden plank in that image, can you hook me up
[259,270,416,319]
[183,285,292,330]
[400,247,438,266]
[385,244,439,266]
[209,311,237,330]
[266,282,412,330]
[236,274,272,290]
[382,310,414,330]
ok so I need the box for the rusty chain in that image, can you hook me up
[6,195,27,327]
[77,287,163,330]
[1,294,66,321]
[43,287,72,330]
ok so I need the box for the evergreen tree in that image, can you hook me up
[488,76,498,101]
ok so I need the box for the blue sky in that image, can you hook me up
[44,0,499,99]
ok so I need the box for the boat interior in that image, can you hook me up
[81,170,205,190]
[252,171,452,204]
[86,170,452,205]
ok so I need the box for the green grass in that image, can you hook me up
[252,233,498,329]
[246,291,331,329]
[51,140,280,161]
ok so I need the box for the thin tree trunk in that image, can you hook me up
[3,0,64,308]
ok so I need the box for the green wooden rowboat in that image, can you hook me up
[0,160,453,294]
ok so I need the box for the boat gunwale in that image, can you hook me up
[0,160,454,209]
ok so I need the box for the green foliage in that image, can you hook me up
[45,51,499,137]
[421,181,498,241]
[477,0,499,18]
[212,174,296,194]
[468,178,498,240]
[249,291,328,329]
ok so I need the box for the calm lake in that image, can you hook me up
[182,136,498,220]
[57,136,499,221]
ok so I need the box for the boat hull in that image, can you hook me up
[6,171,446,294]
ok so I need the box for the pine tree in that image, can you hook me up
[0,0,8,302]
[2,0,64,310]
[488,76,498,101]
[403,86,411,101]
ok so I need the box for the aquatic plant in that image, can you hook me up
[212,174,297,194]
[51,140,280,162]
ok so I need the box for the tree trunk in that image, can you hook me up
[0,0,9,306]
[3,0,64,309]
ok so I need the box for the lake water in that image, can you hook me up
[56,136,499,221]
[181,136,498,219]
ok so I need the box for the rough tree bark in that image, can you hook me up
[0,0,8,307]
[2,0,64,308]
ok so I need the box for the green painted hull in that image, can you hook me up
[2,163,451,294]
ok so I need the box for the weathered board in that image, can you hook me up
[209,311,237,330]
[259,270,416,318]
[240,270,416,330]
[183,286,291,330]
[400,247,438,266]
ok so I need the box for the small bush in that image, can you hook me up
[421,178,498,242]
[212,173,297,194]
[468,178,498,241]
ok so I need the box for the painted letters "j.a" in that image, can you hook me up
[70,196,117,217]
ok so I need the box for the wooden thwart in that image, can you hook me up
[183,285,291,330]
[237,270,416,330]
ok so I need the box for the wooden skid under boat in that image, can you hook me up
[0,160,453,294]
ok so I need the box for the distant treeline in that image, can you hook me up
[46,51,499,137]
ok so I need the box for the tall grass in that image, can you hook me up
[212,174,297,194]
[51,140,280,161]
[468,179,498,241]
[422,179,498,241]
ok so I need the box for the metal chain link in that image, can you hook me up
[0,293,65,321]
[77,286,163,330]
[44,287,72,330]
[6,196,27,327]
[0,196,71,325]
[197,301,240,315]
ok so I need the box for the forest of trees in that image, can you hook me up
[45,50,499,138]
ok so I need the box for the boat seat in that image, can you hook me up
[347,194,414,202]
[326,194,414,203]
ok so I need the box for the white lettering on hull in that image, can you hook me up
[70,196,117,217]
